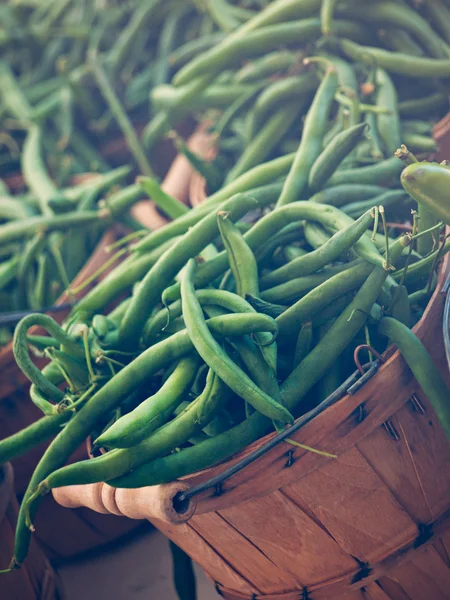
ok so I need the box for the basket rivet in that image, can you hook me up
[382,419,400,441]
[409,393,426,414]
[285,449,295,468]
[414,523,433,548]
[214,482,223,497]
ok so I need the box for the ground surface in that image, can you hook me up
[58,525,219,599]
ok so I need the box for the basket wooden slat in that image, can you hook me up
[0,464,61,600]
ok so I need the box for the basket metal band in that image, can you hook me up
[177,362,379,505]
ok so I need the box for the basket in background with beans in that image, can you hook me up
[1,1,450,598]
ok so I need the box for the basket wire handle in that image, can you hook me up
[177,361,379,505]
[0,303,74,326]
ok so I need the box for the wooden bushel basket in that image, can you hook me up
[0,126,212,560]
[56,249,450,600]
[0,463,61,600]
[54,118,450,597]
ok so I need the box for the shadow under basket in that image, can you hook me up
[0,463,61,600]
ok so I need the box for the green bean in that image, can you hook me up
[378,317,450,438]
[308,122,368,192]
[378,27,424,57]
[12,311,282,566]
[137,176,188,220]
[390,285,411,328]
[153,5,190,86]
[398,93,449,118]
[364,111,385,160]
[90,54,154,178]
[320,0,338,36]
[341,189,408,219]
[0,210,106,246]
[95,355,201,449]
[0,255,20,290]
[165,200,382,306]
[226,99,304,183]
[41,367,232,488]
[245,295,286,319]
[235,50,299,83]
[393,239,450,284]
[175,17,368,85]
[27,335,60,351]
[311,292,355,328]
[109,241,407,490]
[13,314,84,402]
[181,259,290,423]
[169,33,225,69]
[73,238,179,320]
[0,198,30,221]
[0,412,69,466]
[204,308,281,409]
[326,156,403,187]
[17,234,46,308]
[281,235,409,407]
[338,38,450,78]
[217,212,259,298]
[402,133,438,154]
[29,362,65,415]
[276,260,373,338]
[119,192,273,348]
[134,181,284,255]
[375,68,400,156]
[22,125,62,214]
[261,209,374,289]
[246,73,317,141]
[104,0,160,77]
[336,1,450,59]
[310,184,387,206]
[425,0,450,45]
[260,259,364,304]
[144,289,274,349]
[316,321,341,402]
[0,60,32,119]
[174,0,323,85]
[276,62,338,206]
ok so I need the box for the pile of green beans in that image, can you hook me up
[1,0,450,575]
[1,0,256,344]
[0,0,247,179]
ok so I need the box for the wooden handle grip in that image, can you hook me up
[52,481,197,524]
[131,123,214,229]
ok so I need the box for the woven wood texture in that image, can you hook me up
[0,464,61,600]
[147,218,450,599]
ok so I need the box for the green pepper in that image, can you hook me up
[401,162,450,226]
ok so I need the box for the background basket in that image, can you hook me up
[0,126,211,560]
[0,463,61,600]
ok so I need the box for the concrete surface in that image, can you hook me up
[58,526,219,599]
